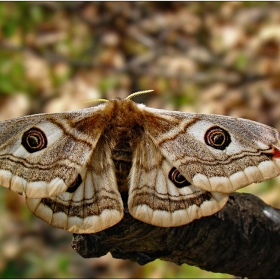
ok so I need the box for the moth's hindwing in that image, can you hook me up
[26,138,124,233]
[128,134,228,227]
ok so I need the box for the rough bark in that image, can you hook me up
[71,192,280,278]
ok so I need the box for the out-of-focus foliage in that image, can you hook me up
[0,2,280,278]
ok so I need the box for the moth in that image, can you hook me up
[0,91,280,234]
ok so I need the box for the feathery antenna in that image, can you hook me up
[125,90,154,100]
[84,89,154,104]
[84,98,109,104]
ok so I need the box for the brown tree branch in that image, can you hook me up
[72,192,280,278]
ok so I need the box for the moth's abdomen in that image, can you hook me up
[112,141,133,193]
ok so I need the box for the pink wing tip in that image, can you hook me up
[272,147,280,158]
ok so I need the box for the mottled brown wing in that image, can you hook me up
[139,106,280,193]
[26,138,123,233]
[128,134,228,227]
[0,105,106,198]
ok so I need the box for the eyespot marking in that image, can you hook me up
[67,174,82,193]
[168,167,191,188]
[22,127,48,153]
[205,126,231,150]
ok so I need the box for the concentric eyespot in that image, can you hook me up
[21,127,48,153]
[67,174,82,193]
[168,167,191,188]
[204,126,231,150]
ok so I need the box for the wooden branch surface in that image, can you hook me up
[72,193,280,278]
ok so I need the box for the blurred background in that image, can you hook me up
[1,2,280,278]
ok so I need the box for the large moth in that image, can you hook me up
[0,91,280,233]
